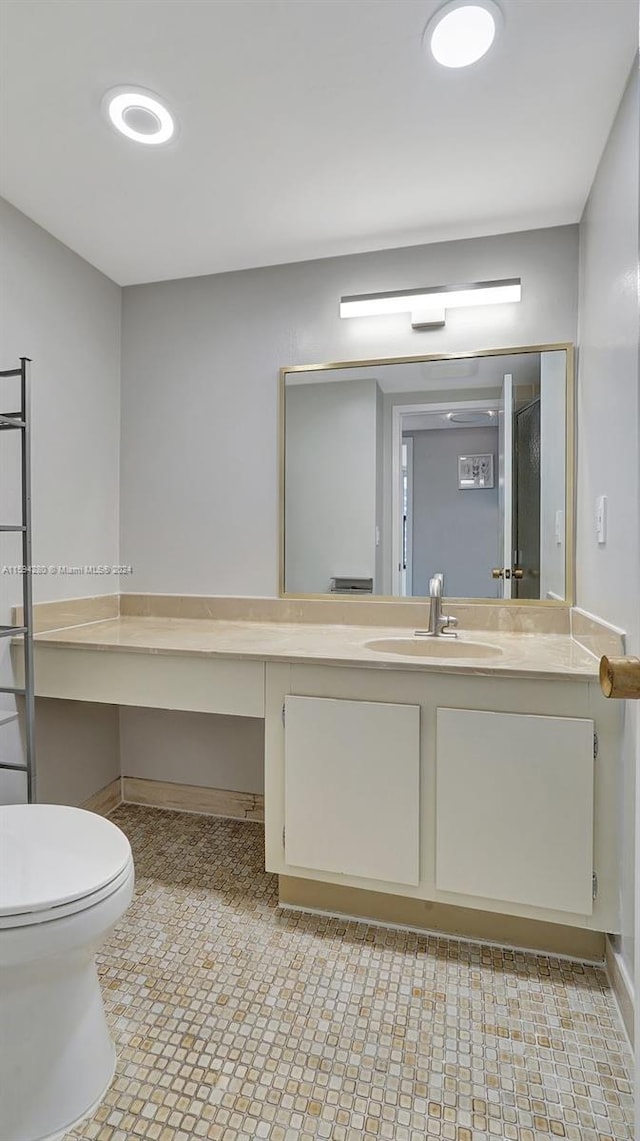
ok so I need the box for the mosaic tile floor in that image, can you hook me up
[67,805,634,1141]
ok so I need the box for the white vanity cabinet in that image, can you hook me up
[16,623,620,938]
[435,708,595,915]
[283,695,420,884]
[265,662,618,934]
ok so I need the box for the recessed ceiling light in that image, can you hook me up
[102,87,175,145]
[446,410,495,424]
[425,1,502,69]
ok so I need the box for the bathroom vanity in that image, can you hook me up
[266,655,618,939]
[13,604,621,951]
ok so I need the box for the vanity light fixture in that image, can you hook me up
[425,0,503,69]
[339,278,521,330]
[102,87,175,145]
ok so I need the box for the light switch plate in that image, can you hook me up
[595,495,607,544]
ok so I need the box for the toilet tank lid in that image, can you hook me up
[0,804,132,916]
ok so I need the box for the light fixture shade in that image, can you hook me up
[425,0,504,69]
[339,278,521,322]
[102,87,176,145]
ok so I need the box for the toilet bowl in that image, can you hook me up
[0,804,135,1141]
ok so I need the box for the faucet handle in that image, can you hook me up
[440,614,458,637]
[429,575,443,596]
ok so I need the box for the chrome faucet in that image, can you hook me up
[416,574,458,638]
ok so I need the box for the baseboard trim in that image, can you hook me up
[82,777,122,817]
[279,876,606,963]
[605,936,635,1048]
[122,776,264,821]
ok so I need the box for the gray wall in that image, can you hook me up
[0,198,121,801]
[285,379,379,594]
[0,198,121,613]
[115,225,577,806]
[576,65,639,983]
[120,225,579,596]
[0,207,584,809]
[119,708,264,794]
[34,700,120,807]
[407,426,499,598]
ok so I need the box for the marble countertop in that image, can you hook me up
[31,616,601,681]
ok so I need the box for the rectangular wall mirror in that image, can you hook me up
[280,345,574,603]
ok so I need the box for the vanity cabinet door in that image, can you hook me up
[284,695,420,885]
[436,708,595,914]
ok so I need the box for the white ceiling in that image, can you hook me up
[288,352,542,392]
[1,0,636,286]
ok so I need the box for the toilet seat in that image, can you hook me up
[0,804,132,928]
[0,859,134,929]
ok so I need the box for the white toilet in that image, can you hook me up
[0,804,135,1141]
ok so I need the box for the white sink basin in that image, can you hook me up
[365,637,503,659]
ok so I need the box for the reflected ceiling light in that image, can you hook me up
[446,410,495,425]
[340,278,521,330]
[103,87,175,145]
[425,1,502,69]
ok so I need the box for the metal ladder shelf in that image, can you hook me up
[0,359,36,801]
